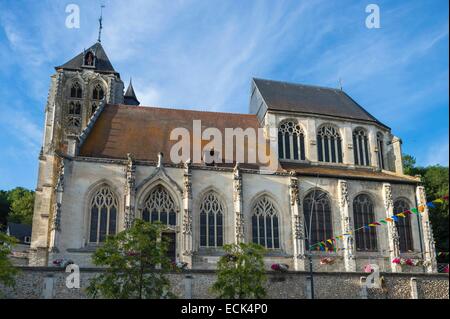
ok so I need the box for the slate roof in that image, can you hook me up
[253,78,388,128]
[7,223,32,244]
[124,80,140,105]
[55,42,117,74]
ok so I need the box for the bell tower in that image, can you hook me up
[29,33,124,265]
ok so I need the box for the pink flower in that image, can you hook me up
[364,264,373,273]
[405,258,414,266]
[392,258,401,264]
[444,265,449,273]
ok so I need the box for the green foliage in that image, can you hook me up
[7,187,35,225]
[212,243,267,299]
[0,191,9,228]
[86,219,176,299]
[403,154,449,262]
[402,154,417,176]
[0,232,19,288]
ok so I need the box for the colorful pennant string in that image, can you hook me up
[309,195,448,250]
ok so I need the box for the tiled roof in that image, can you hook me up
[78,104,417,184]
[280,162,419,184]
[79,104,260,163]
[253,78,388,128]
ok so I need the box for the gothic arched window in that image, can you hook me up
[278,121,306,160]
[70,82,82,99]
[91,103,97,115]
[142,185,177,226]
[353,194,377,251]
[68,101,81,115]
[200,192,224,247]
[92,84,104,100]
[376,132,385,169]
[89,186,118,244]
[303,190,332,248]
[317,125,343,163]
[251,196,280,249]
[394,199,414,252]
[353,128,370,166]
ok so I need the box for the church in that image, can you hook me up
[29,37,438,273]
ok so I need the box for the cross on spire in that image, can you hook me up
[97,4,105,43]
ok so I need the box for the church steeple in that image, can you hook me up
[124,78,140,106]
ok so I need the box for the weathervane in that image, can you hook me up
[97,4,105,43]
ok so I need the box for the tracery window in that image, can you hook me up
[376,132,385,170]
[70,82,82,99]
[66,101,81,134]
[142,185,177,227]
[199,192,224,247]
[394,199,414,252]
[89,186,118,244]
[251,196,280,249]
[317,125,343,163]
[353,128,370,166]
[303,190,333,248]
[353,194,377,251]
[91,103,97,116]
[278,120,306,160]
[92,84,104,100]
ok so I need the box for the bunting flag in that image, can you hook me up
[308,195,448,250]
[427,202,436,209]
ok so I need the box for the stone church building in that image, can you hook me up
[29,39,438,273]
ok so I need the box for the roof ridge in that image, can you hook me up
[253,77,342,92]
[110,104,257,117]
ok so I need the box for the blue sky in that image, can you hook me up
[0,0,448,190]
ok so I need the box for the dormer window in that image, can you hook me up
[70,82,82,99]
[84,51,95,67]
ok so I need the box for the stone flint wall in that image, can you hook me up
[0,267,448,299]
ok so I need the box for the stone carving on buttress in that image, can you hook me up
[384,184,400,256]
[124,153,136,229]
[182,160,193,236]
[233,163,245,243]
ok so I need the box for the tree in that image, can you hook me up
[402,154,417,176]
[0,191,9,229]
[86,219,175,299]
[402,154,449,263]
[0,232,18,289]
[7,188,35,225]
[212,243,267,299]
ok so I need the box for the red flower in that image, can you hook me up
[405,258,414,266]
[392,258,401,264]
[444,265,449,273]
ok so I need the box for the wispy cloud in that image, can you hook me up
[0,0,448,189]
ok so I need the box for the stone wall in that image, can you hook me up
[1,267,448,299]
